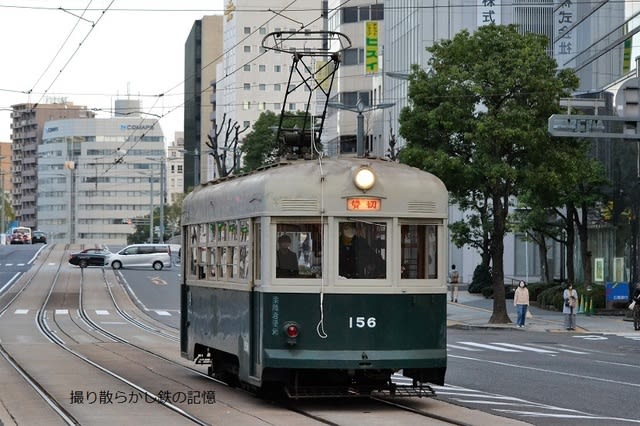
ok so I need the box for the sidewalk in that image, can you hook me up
[447,290,637,335]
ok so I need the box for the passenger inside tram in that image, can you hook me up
[276,234,299,277]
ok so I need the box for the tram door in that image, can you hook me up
[250,221,261,377]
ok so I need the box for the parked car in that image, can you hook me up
[69,248,111,268]
[31,231,47,244]
[107,244,172,270]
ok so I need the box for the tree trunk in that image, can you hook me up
[489,193,511,324]
[563,204,576,284]
[575,202,592,286]
[536,231,550,284]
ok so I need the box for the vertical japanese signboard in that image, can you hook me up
[365,21,378,74]
[478,0,501,27]
[554,0,577,68]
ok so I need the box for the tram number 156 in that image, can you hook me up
[348,316,376,328]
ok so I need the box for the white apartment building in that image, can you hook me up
[167,131,185,206]
[37,105,165,245]
[215,0,326,152]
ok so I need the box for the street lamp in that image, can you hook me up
[328,101,395,157]
[146,157,166,243]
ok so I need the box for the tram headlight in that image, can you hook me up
[354,167,376,191]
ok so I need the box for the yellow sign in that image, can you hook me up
[365,21,378,74]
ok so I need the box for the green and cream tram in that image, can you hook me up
[180,157,448,398]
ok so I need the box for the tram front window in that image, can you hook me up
[338,221,386,279]
[275,224,322,278]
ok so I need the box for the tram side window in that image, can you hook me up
[275,223,322,278]
[338,221,386,279]
[401,224,438,279]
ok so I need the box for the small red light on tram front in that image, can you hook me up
[286,324,299,338]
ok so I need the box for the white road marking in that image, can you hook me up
[456,341,521,352]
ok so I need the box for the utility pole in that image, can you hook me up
[149,169,154,243]
[160,157,165,243]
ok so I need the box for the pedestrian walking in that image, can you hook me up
[513,280,530,328]
[563,283,578,331]
[632,285,640,331]
[448,264,459,302]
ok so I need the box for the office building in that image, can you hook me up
[37,100,165,245]
[380,1,626,283]
[184,15,223,189]
[324,1,386,157]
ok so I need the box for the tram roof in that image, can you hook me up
[182,157,448,224]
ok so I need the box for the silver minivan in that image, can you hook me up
[108,244,172,270]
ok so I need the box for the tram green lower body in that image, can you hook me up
[181,285,447,387]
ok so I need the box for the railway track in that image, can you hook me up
[0,245,524,426]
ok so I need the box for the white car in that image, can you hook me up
[108,244,172,270]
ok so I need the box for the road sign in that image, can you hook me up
[548,114,640,139]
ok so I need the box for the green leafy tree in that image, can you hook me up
[241,111,280,171]
[520,139,608,285]
[399,24,578,323]
[241,110,316,171]
[127,192,187,244]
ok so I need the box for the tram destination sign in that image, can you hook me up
[548,114,640,139]
[347,197,381,211]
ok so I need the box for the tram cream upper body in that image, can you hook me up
[182,158,448,224]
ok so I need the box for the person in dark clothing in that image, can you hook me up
[276,234,299,277]
[338,222,384,278]
[632,285,640,331]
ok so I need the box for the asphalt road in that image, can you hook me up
[3,244,638,425]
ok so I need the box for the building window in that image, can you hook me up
[244,64,251,72]
[289,103,296,111]
[244,101,251,110]
[359,6,370,21]
[259,84,266,91]
[343,48,359,66]
[342,6,358,23]
[274,103,281,110]
[274,64,281,72]
[244,83,251,91]
[259,27,267,35]
[259,102,265,110]
[243,121,250,129]
[274,83,281,91]
[259,64,266,72]
[244,27,251,34]
[371,4,384,20]
[244,45,251,53]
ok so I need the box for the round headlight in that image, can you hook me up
[354,167,376,191]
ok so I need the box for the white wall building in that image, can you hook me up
[167,131,185,206]
[215,0,326,151]
[37,104,165,245]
